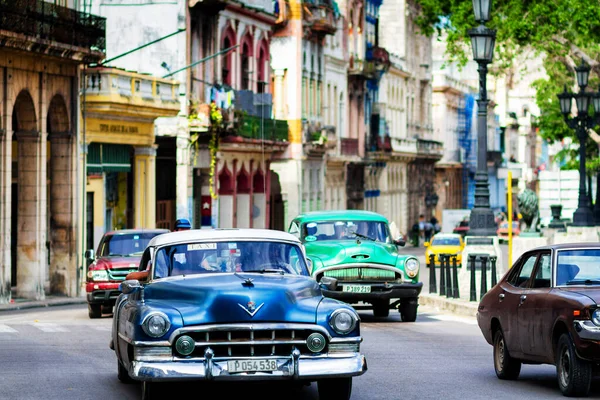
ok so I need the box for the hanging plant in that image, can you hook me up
[208,103,223,200]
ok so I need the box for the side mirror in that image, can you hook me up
[85,249,95,260]
[307,258,314,273]
[395,238,406,247]
[319,276,338,291]
[120,280,142,295]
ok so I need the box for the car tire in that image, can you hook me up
[317,377,352,400]
[102,305,113,315]
[117,360,133,384]
[493,329,521,380]
[372,301,390,317]
[399,300,418,322]
[556,333,592,397]
[88,304,102,319]
[141,381,159,400]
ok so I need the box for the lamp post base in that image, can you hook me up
[468,207,497,237]
[572,205,595,227]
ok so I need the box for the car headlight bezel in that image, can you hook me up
[404,257,420,278]
[329,309,358,335]
[592,309,600,326]
[90,269,109,282]
[142,312,171,338]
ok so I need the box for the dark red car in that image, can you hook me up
[477,243,600,397]
[85,229,168,318]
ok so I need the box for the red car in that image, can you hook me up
[85,229,168,318]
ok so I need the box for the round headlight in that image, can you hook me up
[405,258,420,278]
[306,332,327,353]
[592,309,600,326]
[329,309,357,335]
[142,312,171,338]
[175,335,196,356]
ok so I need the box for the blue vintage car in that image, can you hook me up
[111,229,367,400]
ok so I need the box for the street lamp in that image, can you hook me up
[467,0,497,236]
[557,60,600,226]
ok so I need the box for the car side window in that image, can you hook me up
[531,252,551,288]
[138,248,152,272]
[508,253,538,288]
[289,221,301,239]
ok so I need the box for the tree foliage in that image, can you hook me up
[415,0,600,165]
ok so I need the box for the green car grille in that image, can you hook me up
[323,267,400,282]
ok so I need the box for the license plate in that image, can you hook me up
[227,359,278,373]
[342,284,372,293]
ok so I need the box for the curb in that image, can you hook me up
[0,297,87,312]
[419,293,478,318]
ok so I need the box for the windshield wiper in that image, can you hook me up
[245,268,285,275]
[566,279,600,285]
[352,232,376,241]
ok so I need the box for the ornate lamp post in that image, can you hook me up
[467,0,497,236]
[557,59,600,227]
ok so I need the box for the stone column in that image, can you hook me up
[0,129,10,303]
[134,146,157,229]
[48,134,76,296]
[273,69,285,119]
[176,134,190,220]
[16,133,45,300]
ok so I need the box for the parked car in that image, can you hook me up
[85,229,168,319]
[424,233,464,267]
[111,229,367,400]
[476,243,600,397]
[452,219,469,237]
[289,210,422,322]
[496,221,520,238]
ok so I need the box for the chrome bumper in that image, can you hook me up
[129,352,367,382]
[574,320,600,341]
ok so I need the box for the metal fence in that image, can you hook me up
[429,253,498,301]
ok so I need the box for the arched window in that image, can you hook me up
[257,41,269,93]
[240,34,253,91]
[222,26,237,86]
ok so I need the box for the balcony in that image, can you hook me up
[304,0,338,36]
[349,55,377,80]
[235,115,289,142]
[416,139,444,160]
[0,0,106,63]
[84,67,180,119]
[341,138,359,156]
[391,137,418,154]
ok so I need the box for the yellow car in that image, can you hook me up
[424,233,464,267]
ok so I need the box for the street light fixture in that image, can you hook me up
[467,0,497,236]
[557,59,600,226]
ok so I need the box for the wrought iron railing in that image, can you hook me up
[0,0,106,52]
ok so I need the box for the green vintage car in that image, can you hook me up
[289,210,422,322]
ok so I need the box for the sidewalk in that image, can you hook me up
[0,295,87,312]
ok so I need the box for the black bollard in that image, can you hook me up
[452,256,460,299]
[429,253,437,293]
[490,256,497,287]
[439,254,446,297]
[480,256,488,300]
[445,254,452,299]
[469,254,477,302]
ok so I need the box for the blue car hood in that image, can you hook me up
[144,273,322,326]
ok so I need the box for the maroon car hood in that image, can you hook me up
[95,257,140,270]
[558,287,600,303]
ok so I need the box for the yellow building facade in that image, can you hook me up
[81,67,180,252]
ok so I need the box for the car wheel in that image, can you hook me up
[556,333,592,397]
[317,377,352,400]
[493,329,521,380]
[399,300,418,322]
[141,381,159,400]
[88,304,102,319]
[117,360,133,384]
[372,301,390,317]
[102,305,113,315]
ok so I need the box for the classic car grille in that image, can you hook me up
[107,269,137,281]
[173,327,327,358]
[321,267,401,282]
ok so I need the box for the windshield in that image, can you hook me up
[302,220,391,243]
[153,241,309,279]
[431,237,461,246]
[556,249,600,285]
[100,232,163,257]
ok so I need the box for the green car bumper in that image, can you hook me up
[321,282,423,302]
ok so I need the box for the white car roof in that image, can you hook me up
[147,228,302,248]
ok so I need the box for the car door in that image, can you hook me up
[497,252,538,357]
[518,251,551,359]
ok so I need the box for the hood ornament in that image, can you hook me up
[238,301,264,317]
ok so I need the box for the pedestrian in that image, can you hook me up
[424,219,433,243]
[174,218,191,232]
[411,222,420,247]
[430,217,441,234]
[418,214,425,245]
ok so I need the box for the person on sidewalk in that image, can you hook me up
[174,218,191,231]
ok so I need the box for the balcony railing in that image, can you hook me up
[304,0,337,35]
[237,115,289,142]
[0,0,106,53]
[341,138,359,156]
[392,137,418,154]
[416,139,443,157]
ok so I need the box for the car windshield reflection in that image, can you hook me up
[101,233,162,257]
[153,241,309,279]
[556,249,600,286]
[302,220,391,243]
[431,238,461,246]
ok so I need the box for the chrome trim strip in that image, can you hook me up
[131,339,171,347]
[168,323,332,343]
[574,319,600,340]
[329,337,362,344]
[193,339,307,347]
[315,264,404,279]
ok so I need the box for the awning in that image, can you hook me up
[87,143,132,173]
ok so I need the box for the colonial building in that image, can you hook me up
[188,0,289,230]
[81,67,180,251]
[0,0,105,302]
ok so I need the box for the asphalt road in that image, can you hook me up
[1,304,598,400]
